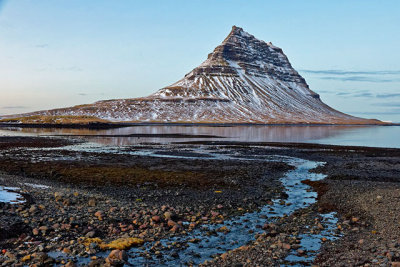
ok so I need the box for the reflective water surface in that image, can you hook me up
[126,156,339,266]
[1,125,399,148]
[0,186,24,204]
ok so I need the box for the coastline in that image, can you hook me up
[0,121,397,130]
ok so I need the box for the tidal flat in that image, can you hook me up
[0,136,399,266]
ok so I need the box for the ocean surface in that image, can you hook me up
[0,125,399,148]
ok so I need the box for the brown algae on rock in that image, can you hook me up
[82,237,144,250]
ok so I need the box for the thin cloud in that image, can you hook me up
[300,69,400,83]
[376,93,400,98]
[78,92,107,96]
[336,92,351,96]
[372,102,400,107]
[316,90,332,94]
[325,90,394,98]
[318,90,373,97]
[353,92,374,97]
[34,43,49,48]
[351,109,400,115]
[2,105,29,109]
[320,76,399,83]
[300,69,400,75]
[334,90,372,97]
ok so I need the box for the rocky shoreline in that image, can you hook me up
[0,137,399,266]
[0,137,290,266]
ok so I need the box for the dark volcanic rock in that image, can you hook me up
[0,210,30,242]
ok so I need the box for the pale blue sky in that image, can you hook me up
[0,0,399,122]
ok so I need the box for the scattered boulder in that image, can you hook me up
[105,249,128,266]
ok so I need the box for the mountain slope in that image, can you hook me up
[5,26,381,124]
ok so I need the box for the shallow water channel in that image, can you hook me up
[38,143,339,266]
[121,155,338,266]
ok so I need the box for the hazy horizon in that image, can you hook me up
[1,0,399,122]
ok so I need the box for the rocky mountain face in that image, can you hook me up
[10,26,381,124]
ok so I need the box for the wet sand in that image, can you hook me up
[0,136,399,266]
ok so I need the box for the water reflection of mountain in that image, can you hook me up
[2,125,375,146]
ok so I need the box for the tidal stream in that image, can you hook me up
[123,156,338,266]
[28,144,340,266]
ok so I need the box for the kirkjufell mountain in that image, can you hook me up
[6,26,381,124]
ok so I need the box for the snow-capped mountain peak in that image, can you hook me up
[6,26,381,124]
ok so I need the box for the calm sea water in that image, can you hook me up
[0,125,399,148]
